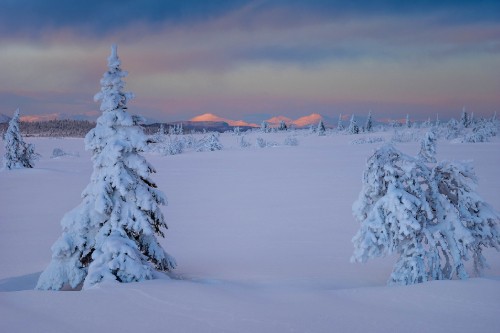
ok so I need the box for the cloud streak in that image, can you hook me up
[1,1,499,122]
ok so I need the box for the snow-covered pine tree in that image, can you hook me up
[3,108,38,169]
[347,114,359,134]
[36,45,176,291]
[405,114,411,128]
[418,129,437,163]
[261,121,269,133]
[352,143,500,285]
[461,108,470,128]
[278,120,287,131]
[317,120,326,136]
[337,114,344,132]
[422,117,431,128]
[365,111,373,132]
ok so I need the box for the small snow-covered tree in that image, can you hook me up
[3,109,38,169]
[36,45,176,291]
[418,129,437,163]
[461,108,470,128]
[278,120,287,131]
[422,117,432,128]
[337,114,344,132]
[317,120,326,136]
[405,114,411,128]
[347,114,359,134]
[365,111,373,132]
[260,121,269,133]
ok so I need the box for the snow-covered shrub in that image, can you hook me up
[51,148,79,158]
[391,129,420,143]
[36,45,176,291]
[461,118,497,143]
[196,133,223,152]
[351,144,500,285]
[256,137,278,148]
[284,136,299,146]
[162,136,184,155]
[351,137,384,144]
[151,124,167,144]
[433,161,500,276]
[445,118,463,140]
[3,109,39,169]
[183,134,197,149]
[256,137,267,148]
[238,136,251,148]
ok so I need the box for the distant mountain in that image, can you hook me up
[0,113,11,123]
[266,116,293,126]
[292,113,323,128]
[188,112,330,129]
[190,113,258,127]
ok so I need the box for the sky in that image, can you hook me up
[1,0,499,123]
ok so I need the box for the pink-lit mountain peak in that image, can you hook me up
[266,115,294,126]
[292,113,323,127]
[189,113,324,128]
[190,113,257,127]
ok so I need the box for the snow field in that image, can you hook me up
[1,131,500,332]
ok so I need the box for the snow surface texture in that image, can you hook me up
[1,131,500,332]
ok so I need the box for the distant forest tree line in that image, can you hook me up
[0,119,237,138]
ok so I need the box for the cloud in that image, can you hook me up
[1,1,499,122]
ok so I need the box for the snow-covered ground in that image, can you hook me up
[1,130,500,332]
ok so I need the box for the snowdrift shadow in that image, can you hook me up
[0,272,40,292]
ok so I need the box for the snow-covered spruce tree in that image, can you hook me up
[337,114,344,132]
[405,114,411,128]
[461,108,470,128]
[365,111,373,133]
[278,120,288,131]
[347,114,359,134]
[418,129,437,163]
[317,120,326,136]
[36,45,176,290]
[3,108,38,169]
[260,121,269,133]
